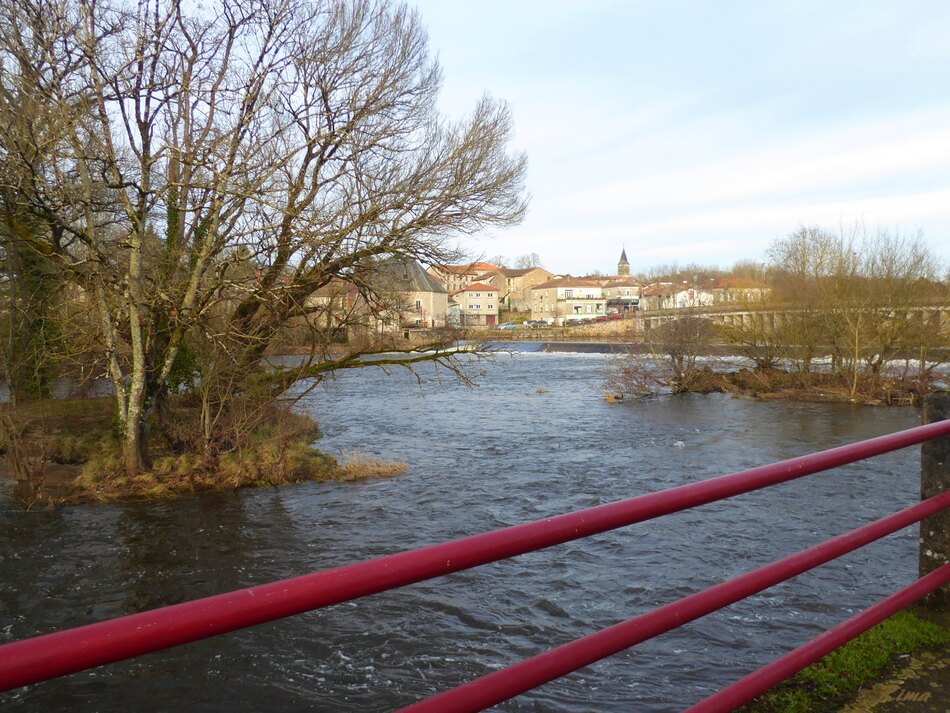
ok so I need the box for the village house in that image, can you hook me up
[600,278,641,314]
[639,282,714,310]
[366,257,448,331]
[709,277,772,305]
[473,266,554,312]
[529,276,606,325]
[305,278,358,340]
[427,261,503,294]
[450,282,500,327]
[638,283,675,311]
[672,286,714,308]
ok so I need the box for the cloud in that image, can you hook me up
[420,1,950,273]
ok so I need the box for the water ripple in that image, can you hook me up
[0,352,923,712]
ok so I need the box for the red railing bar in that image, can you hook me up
[684,562,950,713]
[397,492,950,713]
[1,420,947,691]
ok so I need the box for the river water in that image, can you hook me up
[0,349,925,711]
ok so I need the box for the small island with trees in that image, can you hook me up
[0,0,526,504]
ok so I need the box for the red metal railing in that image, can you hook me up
[1,419,948,709]
[684,565,950,713]
[397,497,950,713]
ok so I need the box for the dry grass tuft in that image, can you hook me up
[332,452,409,481]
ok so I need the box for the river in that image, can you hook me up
[0,349,925,711]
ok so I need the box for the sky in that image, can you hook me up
[411,0,950,276]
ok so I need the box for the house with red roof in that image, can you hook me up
[427,261,504,294]
[472,266,554,312]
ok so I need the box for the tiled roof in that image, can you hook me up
[531,276,602,290]
[477,267,550,280]
[641,284,674,296]
[372,257,447,293]
[434,261,503,275]
[450,282,498,296]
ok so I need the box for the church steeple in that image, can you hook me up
[617,248,630,277]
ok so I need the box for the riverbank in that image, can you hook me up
[837,641,950,712]
[743,610,949,712]
[696,367,931,406]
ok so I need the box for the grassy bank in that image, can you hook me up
[742,610,949,712]
[720,368,932,406]
[0,398,407,505]
[605,359,939,406]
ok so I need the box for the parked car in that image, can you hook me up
[594,315,608,323]
[565,318,581,326]
[607,313,623,320]
[497,322,517,330]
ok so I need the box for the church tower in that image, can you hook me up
[617,248,630,277]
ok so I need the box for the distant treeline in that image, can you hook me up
[607,226,948,405]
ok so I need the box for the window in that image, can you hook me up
[564,289,574,298]
[415,299,422,312]
[585,305,592,314]
[488,304,494,310]
[472,304,481,309]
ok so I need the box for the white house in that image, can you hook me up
[672,287,714,308]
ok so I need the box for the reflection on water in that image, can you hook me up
[0,351,924,711]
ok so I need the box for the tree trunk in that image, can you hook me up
[122,420,150,473]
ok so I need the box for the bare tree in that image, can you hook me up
[605,310,718,397]
[766,226,839,373]
[0,0,527,474]
[514,252,541,269]
[767,225,947,399]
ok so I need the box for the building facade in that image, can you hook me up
[529,277,606,325]
[450,282,500,327]
[427,261,504,294]
[602,279,641,313]
[474,266,554,312]
[369,258,448,330]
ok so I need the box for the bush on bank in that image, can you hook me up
[1,398,405,504]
